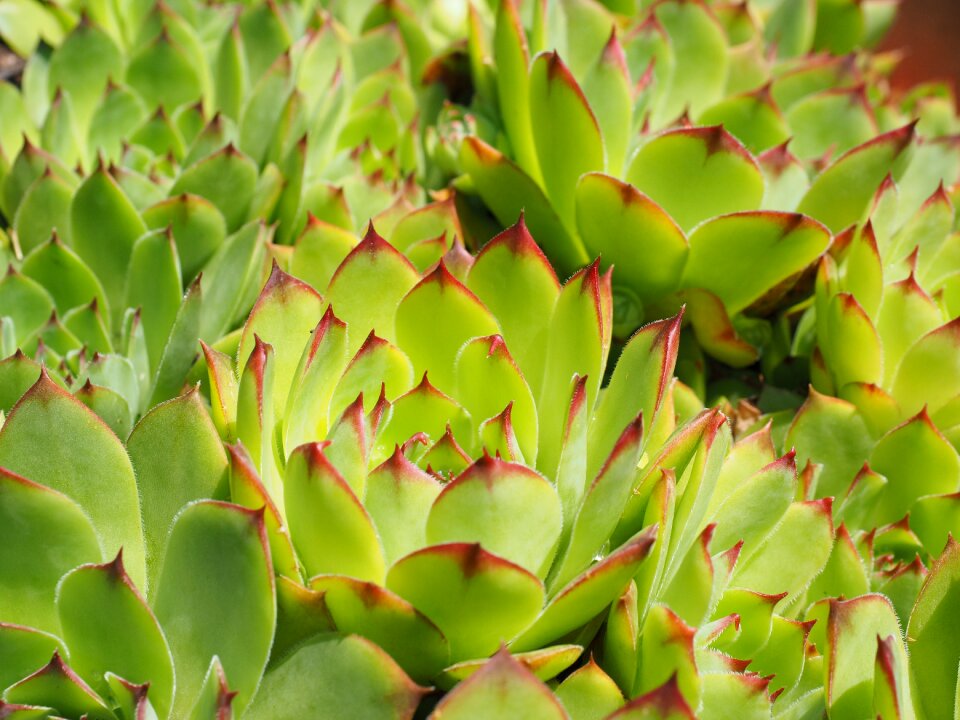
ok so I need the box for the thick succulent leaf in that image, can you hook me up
[823,594,911,719]
[784,389,873,500]
[427,454,561,576]
[186,656,235,720]
[153,501,274,717]
[869,410,960,526]
[284,307,349,449]
[636,605,699,707]
[246,634,424,720]
[682,212,829,316]
[550,417,644,591]
[0,270,54,345]
[733,498,834,600]
[386,543,544,663]
[528,51,603,233]
[492,0,539,182]
[310,575,448,683]
[798,123,916,233]
[331,332,414,419]
[439,644,582,687]
[56,554,173,718]
[428,647,566,719]
[609,675,695,719]
[70,164,146,327]
[806,524,871,604]
[513,529,655,653]
[697,89,789,155]
[272,577,335,666]
[236,336,277,496]
[626,126,763,232]
[749,616,814,698]
[589,314,681,479]
[128,388,229,591]
[396,262,499,396]
[0,468,100,633]
[239,263,324,418]
[538,262,607,478]
[555,658,624,720]
[290,218,357,293]
[0,624,64,692]
[680,288,759,367]
[576,174,688,303]
[365,447,443,566]
[0,371,144,588]
[323,394,371,496]
[286,440,385,579]
[454,335,538,463]
[603,580,639,695]
[169,145,257,231]
[13,170,74,255]
[786,87,877,161]
[326,225,420,353]
[20,237,107,316]
[125,229,182,374]
[465,216,559,397]
[891,318,960,417]
[908,537,960,719]
[3,652,113,719]
[460,137,586,276]
[876,274,942,388]
[148,276,203,408]
[143,194,227,282]
[700,673,772,720]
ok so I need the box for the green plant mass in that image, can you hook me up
[0,0,959,717]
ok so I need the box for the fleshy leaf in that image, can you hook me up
[625,126,763,232]
[286,442,385,583]
[245,634,425,720]
[0,624,65,692]
[56,553,174,718]
[556,658,625,720]
[386,543,544,663]
[310,575,449,683]
[0,370,145,589]
[153,501,274,717]
[427,453,562,576]
[0,468,100,634]
[3,652,113,719]
[428,647,566,719]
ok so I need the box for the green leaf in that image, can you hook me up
[0,269,54,345]
[798,123,916,233]
[493,0,539,182]
[626,126,763,232]
[56,554,174,718]
[3,652,114,720]
[386,543,544,663]
[529,51,603,234]
[513,529,655,653]
[239,263,325,418]
[697,89,790,155]
[460,137,587,276]
[331,332,414,419]
[365,447,442,566]
[149,276,203,407]
[576,174,688,304]
[823,594,911,719]
[285,442,385,583]
[290,218,357,294]
[537,262,607,479]
[245,634,425,720]
[213,20,248,121]
[609,675,695,719]
[20,236,107,316]
[891,318,960,418]
[236,336,279,499]
[125,229,182,374]
[13,169,74,255]
[465,216,559,398]
[0,624,64,691]
[635,605,699,707]
[682,212,829,316]
[169,144,258,232]
[428,647,566,719]
[869,409,960,526]
[427,454,561,576]
[125,29,203,111]
[556,658,625,720]
[70,163,147,328]
[0,468,101,634]
[187,656,235,720]
[74,381,132,440]
[395,262,499,397]
[784,388,873,500]
[908,537,960,719]
[0,370,145,588]
[153,501,274,717]
[143,194,227,282]
[326,225,420,354]
[128,388,229,592]
[310,575,449,683]
[786,86,877,161]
